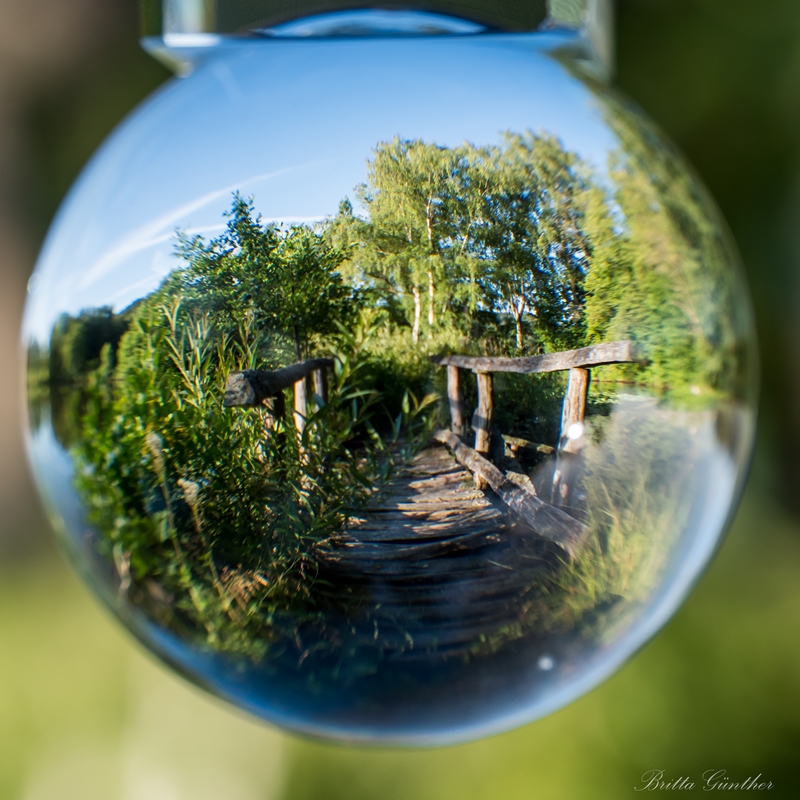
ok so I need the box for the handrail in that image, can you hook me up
[434,429,590,558]
[224,358,334,408]
[434,338,643,509]
[431,340,639,375]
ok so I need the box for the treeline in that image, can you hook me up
[328,133,590,354]
[325,127,735,393]
[48,306,132,386]
[43,126,740,401]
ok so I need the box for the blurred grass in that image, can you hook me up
[3,0,800,798]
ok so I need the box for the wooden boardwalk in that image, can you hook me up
[224,340,641,659]
[315,445,559,659]
[341,446,504,553]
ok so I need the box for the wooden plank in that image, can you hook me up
[317,553,547,590]
[407,472,472,490]
[502,435,555,457]
[328,527,506,561]
[316,561,544,592]
[351,509,492,524]
[432,340,638,375]
[433,430,590,558]
[361,500,488,513]
[400,486,482,503]
[224,358,334,408]
[348,506,500,529]
[320,547,505,573]
[343,522,502,545]
[446,365,467,438]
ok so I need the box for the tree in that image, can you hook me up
[355,139,462,342]
[583,92,742,390]
[176,195,356,360]
[494,134,591,350]
[49,306,131,385]
[330,134,598,354]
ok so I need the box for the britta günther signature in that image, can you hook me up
[635,770,774,792]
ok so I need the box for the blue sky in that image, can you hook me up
[25,31,620,343]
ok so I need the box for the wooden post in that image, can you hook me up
[312,368,329,409]
[552,367,590,506]
[262,393,286,432]
[294,377,308,438]
[473,372,493,490]
[446,365,466,438]
[473,372,493,454]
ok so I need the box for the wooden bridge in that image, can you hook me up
[224,340,640,658]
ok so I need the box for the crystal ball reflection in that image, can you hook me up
[24,27,756,744]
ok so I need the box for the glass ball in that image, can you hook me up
[23,17,757,745]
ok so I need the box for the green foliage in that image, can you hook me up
[176,194,359,359]
[334,133,593,354]
[71,292,436,658]
[48,307,130,383]
[583,92,745,396]
[39,121,745,667]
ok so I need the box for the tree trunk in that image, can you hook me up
[412,286,421,344]
[428,269,435,332]
[514,311,524,351]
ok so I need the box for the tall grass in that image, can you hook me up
[464,395,701,658]
[73,300,437,660]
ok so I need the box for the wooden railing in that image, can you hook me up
[224,357,334,435]
[432,340,640,506]
[222,340,640,559]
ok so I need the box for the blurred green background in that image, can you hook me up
[1,1,800,797]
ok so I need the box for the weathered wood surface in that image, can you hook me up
[472,371,493,490]
[293,377,308,436]
[312,368,329,407]
[473,372,493,454]
[552,367,589,506]
[446,365,466,438]
[433,429,590,559]
[224,358,335,408]
[261,394,286,430]
[432,340,639,375]
[315,445,556,657]
[327,448,501,549]
[502,435,555,457]
[558,368,590,453]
